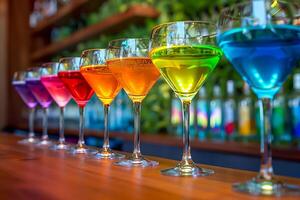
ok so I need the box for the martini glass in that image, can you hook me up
[25,67,53,147]
[58,57,96,155]
[217,0,300,196]
[107,38,160,167]
[40,62,72,150]
[150,21,222,176]
[12,71,39,144]
[80,49,125,159]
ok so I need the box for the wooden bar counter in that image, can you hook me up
[0,133,300,200]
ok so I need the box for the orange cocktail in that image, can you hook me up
[80,64,121,105]
[107,57,160,102]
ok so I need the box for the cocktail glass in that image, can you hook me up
[58,57,96,155]
[80,49,125,159]
[25,67,53,147]
[217,0,300,195]
[150,21,222,176]
[40,62,72,150]
[107,38,160,167]
[12,71,39,144]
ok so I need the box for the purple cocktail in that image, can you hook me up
[26,78,53,146]
[13,80,39,144]
[26,79,53,108]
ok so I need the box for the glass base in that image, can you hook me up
[49,143,71,151]
[36,139,53,147]
[161,160,214,177]
[233,177,300,196]
[18,137,39,144]
[93,148,125,160]
[69,145,97,155]
[115,155,158,167]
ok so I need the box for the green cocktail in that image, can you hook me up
[151,45,222,102]
[150,21,222,177]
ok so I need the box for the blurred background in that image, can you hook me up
[1,0,300,177]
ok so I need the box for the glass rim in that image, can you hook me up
[25,67,40,71]
[151,20,217,34]
[108,37,149,48]
[81,48,107,54]
[58,56,81,62]
[41,62,60,67]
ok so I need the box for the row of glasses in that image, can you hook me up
[12,0,300,195]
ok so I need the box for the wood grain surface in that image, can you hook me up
[0,133,299,200]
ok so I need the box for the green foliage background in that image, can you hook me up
[53,0,291,134]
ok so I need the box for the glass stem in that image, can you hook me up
[181,100,192,163]
[103,104,110,151]
[28,107,35,139]
[59,107,65,144]
[42,108,49,141]
[258,98,273,180]
[132,101,142,159]
[78,106,85,148]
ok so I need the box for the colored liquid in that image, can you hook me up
[26,79,53,108]
[80,64,122,105]
[13,81,38,108]
[41,75,72,107]
[224,99,236,135]
[58,71,94,107]
[210,100,223,134]
[218,25,300,98]
[150,45,222,102]
[238,100,253,136]
[107,57,160,102]
[196,100,208,129]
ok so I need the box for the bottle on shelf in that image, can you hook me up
[41,0,58,18]
[238,83,255,140]
[288,73,300,144]
[30,0,43,28]
[196,86,209,140]
[209,85,224,140]
[272,88,290,143]
[223,80,237,140]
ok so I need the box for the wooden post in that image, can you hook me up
[6,0,30,128]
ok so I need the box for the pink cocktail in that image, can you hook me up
[41,75,72,107]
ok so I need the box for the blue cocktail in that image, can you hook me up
[217,0,300,196]
[218,25,300,98]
